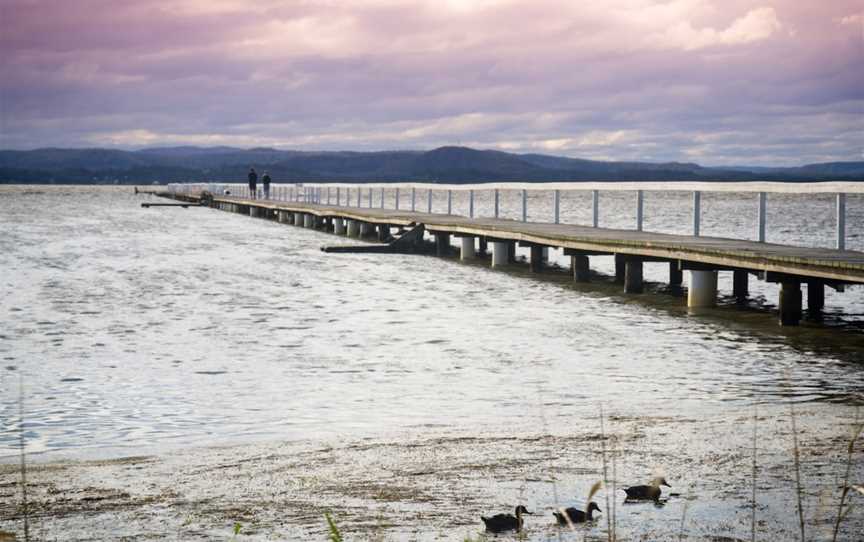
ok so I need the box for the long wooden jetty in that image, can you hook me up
[163,190,863,327]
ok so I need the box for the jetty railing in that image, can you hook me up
[166,181,861,251]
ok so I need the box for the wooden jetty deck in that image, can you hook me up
[168,192,864,326]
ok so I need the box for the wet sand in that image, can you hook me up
[2,408,862,541]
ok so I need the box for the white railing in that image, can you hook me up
[165,181,862,251]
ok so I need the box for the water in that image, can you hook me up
[1,185,862,540]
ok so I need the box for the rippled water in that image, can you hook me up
[1,185,862,460]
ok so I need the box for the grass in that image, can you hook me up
[18,373,30,542]
[751,403,758,542]
[325,512,344,542]
[789,400,806,542]
[831,407,863,542]
[599,405,615,542]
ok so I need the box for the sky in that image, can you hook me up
[1,0,862,166]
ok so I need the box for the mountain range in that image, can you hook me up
[1,146,862,184]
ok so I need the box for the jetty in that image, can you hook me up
[158,183,863,327]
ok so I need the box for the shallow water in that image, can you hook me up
[0,185,862,540]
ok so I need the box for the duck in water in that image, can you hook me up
[553,502,602,525]
[623,477,671,501]
[481,505,532,533]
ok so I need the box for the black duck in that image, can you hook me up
[553,502,601,525]
[623,477,671,501]
[481,505,532,532]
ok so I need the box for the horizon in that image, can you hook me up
[3,144,863,170]
[2,1,862,167]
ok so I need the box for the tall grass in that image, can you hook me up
[751,403,758,542]
[831,407,862,542]
[789,401,805,542]
[325,512,344,542]
[599,406,615,542]
[18,374,30,542]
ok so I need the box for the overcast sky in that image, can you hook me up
[1,0,861,165]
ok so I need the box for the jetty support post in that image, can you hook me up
[459,235,476,260]
[478,237,488,257]
[669,261,683,287]
[395,188,400,210]
[347,219,360,237]
[334,218,346,235]
[624,257,644,294]
[636,190,644,231]
[435,232,451,257]
[491,240,508,267]
[592,189,599,227]
[304,214,315,229]
[377,224,390,242]
[427,189,433,213]
[411,187,416,211]
[564,249,591,282]
[529,244,544,273]
[294,212,304,226]
[806,280,825,320]
[380,187,385,209]
[732,270,749,302]
[447,190,453,215]
[779,280,803,326]
[688,269,718,308]
[469,190,475,218]
[614,254,626,284]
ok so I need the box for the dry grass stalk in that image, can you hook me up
[18,374,30,542]
[599,406,614,542]
[831,407,862,542]
[789,400,805,542]
[751,403,758,542]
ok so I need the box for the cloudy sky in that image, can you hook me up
[1,0,861,165]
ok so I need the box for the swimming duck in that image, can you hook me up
[553,502,601,525]
[481,505,532,532]
[623,477,671,501]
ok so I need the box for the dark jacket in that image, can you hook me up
[262,174,271,186]
[248,170,258,185]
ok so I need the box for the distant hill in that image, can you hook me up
[0,146,862,184]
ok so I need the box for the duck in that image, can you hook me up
[623,477,671,501]
[481,505,532,533]
[552,502,601,525]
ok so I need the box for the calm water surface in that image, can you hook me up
[1,186,862,459]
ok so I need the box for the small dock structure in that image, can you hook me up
[160,181,863,327]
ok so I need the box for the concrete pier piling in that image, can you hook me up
[435,232,451,257]
[347,219,360,237]
[688,270,718,308]
[733,270,749,302]
[614,254,626,284]
[779,281,802,326]
[530,245,544,272]
[460,236,476,260]
[491,241,508,267]
[669,262,683,287]
[571,254,591,282]
[624,258,644,293]
[807,281,824,320]
[334,218,346,235]
[304,214,314,228]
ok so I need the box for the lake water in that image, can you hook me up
[0,185,862,541]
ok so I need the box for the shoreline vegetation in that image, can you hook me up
[2,406,861,541]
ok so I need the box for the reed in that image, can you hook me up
[831,407,862,542]
[751,403,758,542]
[325,512,344,542]
[18,374,30,542]
[789,400,805,542]
[599,406,614,542]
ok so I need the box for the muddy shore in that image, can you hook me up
[2,408,862,541]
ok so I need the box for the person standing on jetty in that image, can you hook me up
[248,167,258,199]
[262,171,271,199]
